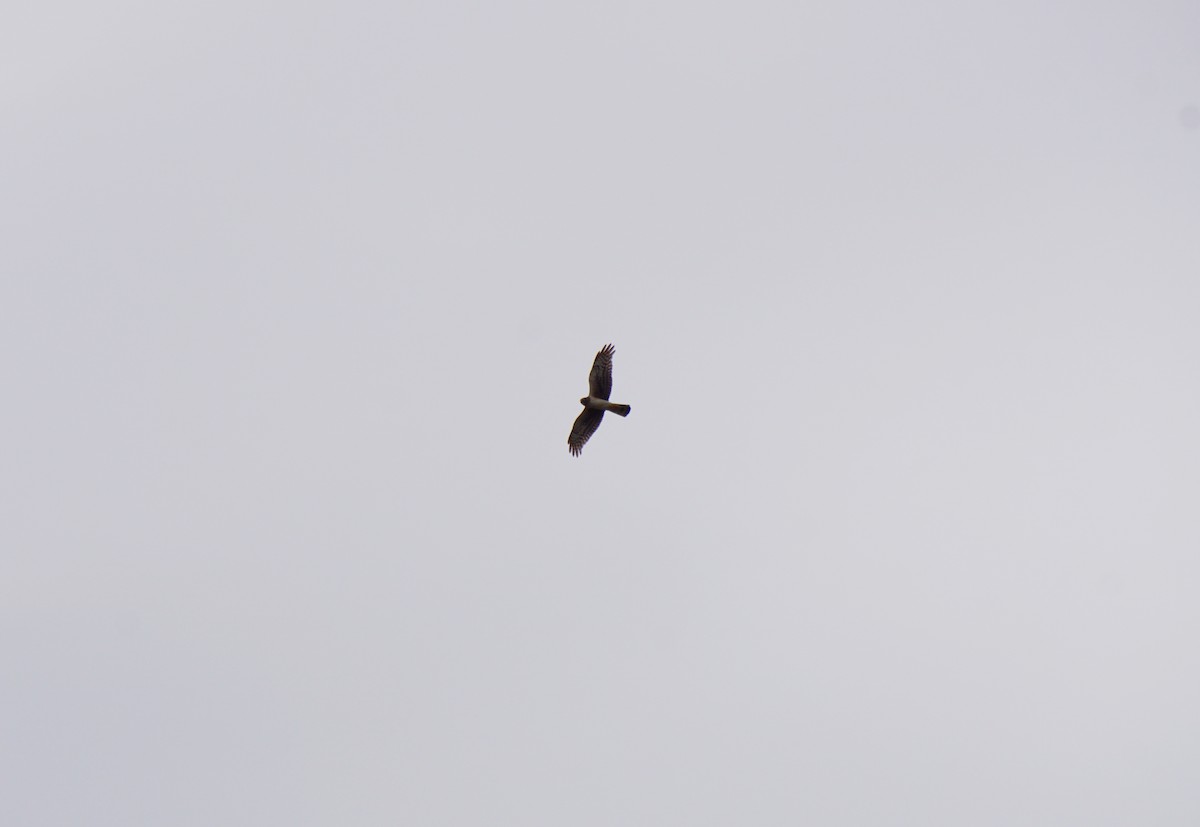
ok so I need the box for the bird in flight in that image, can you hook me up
[568,343,631,456]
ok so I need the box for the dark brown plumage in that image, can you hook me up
[568,344,631,456]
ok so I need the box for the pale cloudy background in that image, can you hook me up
[3,1,1199,824]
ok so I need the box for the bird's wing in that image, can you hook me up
[588,344,615,400]
[568,408,605,456]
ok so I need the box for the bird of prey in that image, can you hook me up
[568,343,631,456]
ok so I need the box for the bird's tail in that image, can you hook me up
[608,403,631,417]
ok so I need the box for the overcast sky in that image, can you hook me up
[3,2,1199,824]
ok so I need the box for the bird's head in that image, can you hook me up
[579,397,590,406]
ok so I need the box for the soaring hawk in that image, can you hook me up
[568,344,631,456]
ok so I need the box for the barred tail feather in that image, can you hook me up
[610,403,631,417]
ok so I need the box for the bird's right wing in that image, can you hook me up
[568,408,604,456]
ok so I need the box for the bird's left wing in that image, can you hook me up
[588,344,615,400]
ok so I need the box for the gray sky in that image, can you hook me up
[3,2,1199,824]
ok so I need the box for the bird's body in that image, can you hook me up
[580,396,632,416]
[568,344,631,456]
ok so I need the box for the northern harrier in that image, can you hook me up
[568,343,631,456]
